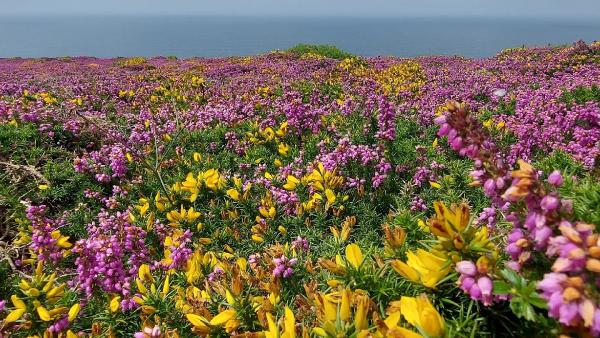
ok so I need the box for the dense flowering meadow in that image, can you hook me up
[0,41,599,337]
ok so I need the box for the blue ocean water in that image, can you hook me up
[0,15,598,58]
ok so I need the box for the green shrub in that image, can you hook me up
[559,85,600,107]
[287,43,354,60]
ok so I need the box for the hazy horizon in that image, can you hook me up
[1,15,598,59]
[1,13,599,22]
[3,0,600,20]
[2,0,599,58]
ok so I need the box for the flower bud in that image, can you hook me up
[483,179,496,195]
[461,276,475,291]
[548,170,563,186]
[450,137,463,151]
[469,283,482,299]
[541,196,560,211]
[477,276,493,297]
[456,261,477,276]
[434,115,447,125]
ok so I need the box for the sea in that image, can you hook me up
[0,15,599,58]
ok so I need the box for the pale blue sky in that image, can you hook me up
[2,0,600,20]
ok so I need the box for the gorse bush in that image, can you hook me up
[287,43,355,59]
[0,41,599,337]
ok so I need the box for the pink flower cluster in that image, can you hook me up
[73,209,148,308]
[272,255,298,278]
[438,99,600,335]
[539,221,600,332]
[456,261,494,306]
[26,205,65,264]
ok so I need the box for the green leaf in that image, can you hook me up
[509,298,537,321]
[500,268,521,287]
[493,280,511,295]
[528,293,548,309]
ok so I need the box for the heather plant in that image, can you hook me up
[0,41,599,337]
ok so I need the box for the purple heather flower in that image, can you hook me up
[541,196,560,211]
[456,261,477,276]
[548,170,563,186]
[433,115,447,125]
[292,236,310,252]
[450,136,463,151]
[208,267,224,282]
[27,205,66,264]
[73,209,148,298]
[437,123,451,136]
[48,316,70,333]
[477,276,493,298]
[272,255,298,279]
[456,259,496,306]
[483,179,496,196]
[134,325,161,338]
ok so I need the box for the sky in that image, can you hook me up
[2,0,600,20]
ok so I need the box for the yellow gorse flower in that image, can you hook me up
[133,265,173,316]
[4,262,79,325]
[180,173,201,201]
[303,163,344,192]
[376,61,426,96]
[400,295,445,338]
[166,205,201,226]
[226,188,241,201]
[373,311,424,338]
[428,201,470,240]
[187,308,239,335]
[328,243,365,273]
[283,175,300,191]
[180,169,226,202]
[264,307,296,338]
[344,243,364,269]
[193,151,202,162]
[278,143,289,156]
[276,121,288,137]
[383,223,407,250]
[330,216,356,244]
[154,191,170,211]
[301,163,347,212]
[110,295,121,312]
[390,249,451,288]
[258,193,277,219]
[426,201,497,258]
[136,198,150,216]
[313,289,370,337]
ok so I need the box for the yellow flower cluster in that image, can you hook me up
[391,249,451,288]
[311,288,444,338]
[117,57,147,68]
[4,263,80,337]
[181,249,287,336]
[300,52,326,60]
[246,121,289,147]
[191,75,206,88]
[300,163,348,214]
[175,169,226,202]
[376,61,426,96]
[428,201,497,261]
[339,57,370,77]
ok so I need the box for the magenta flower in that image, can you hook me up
[548,170,563,186]
[273,255,298,278]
